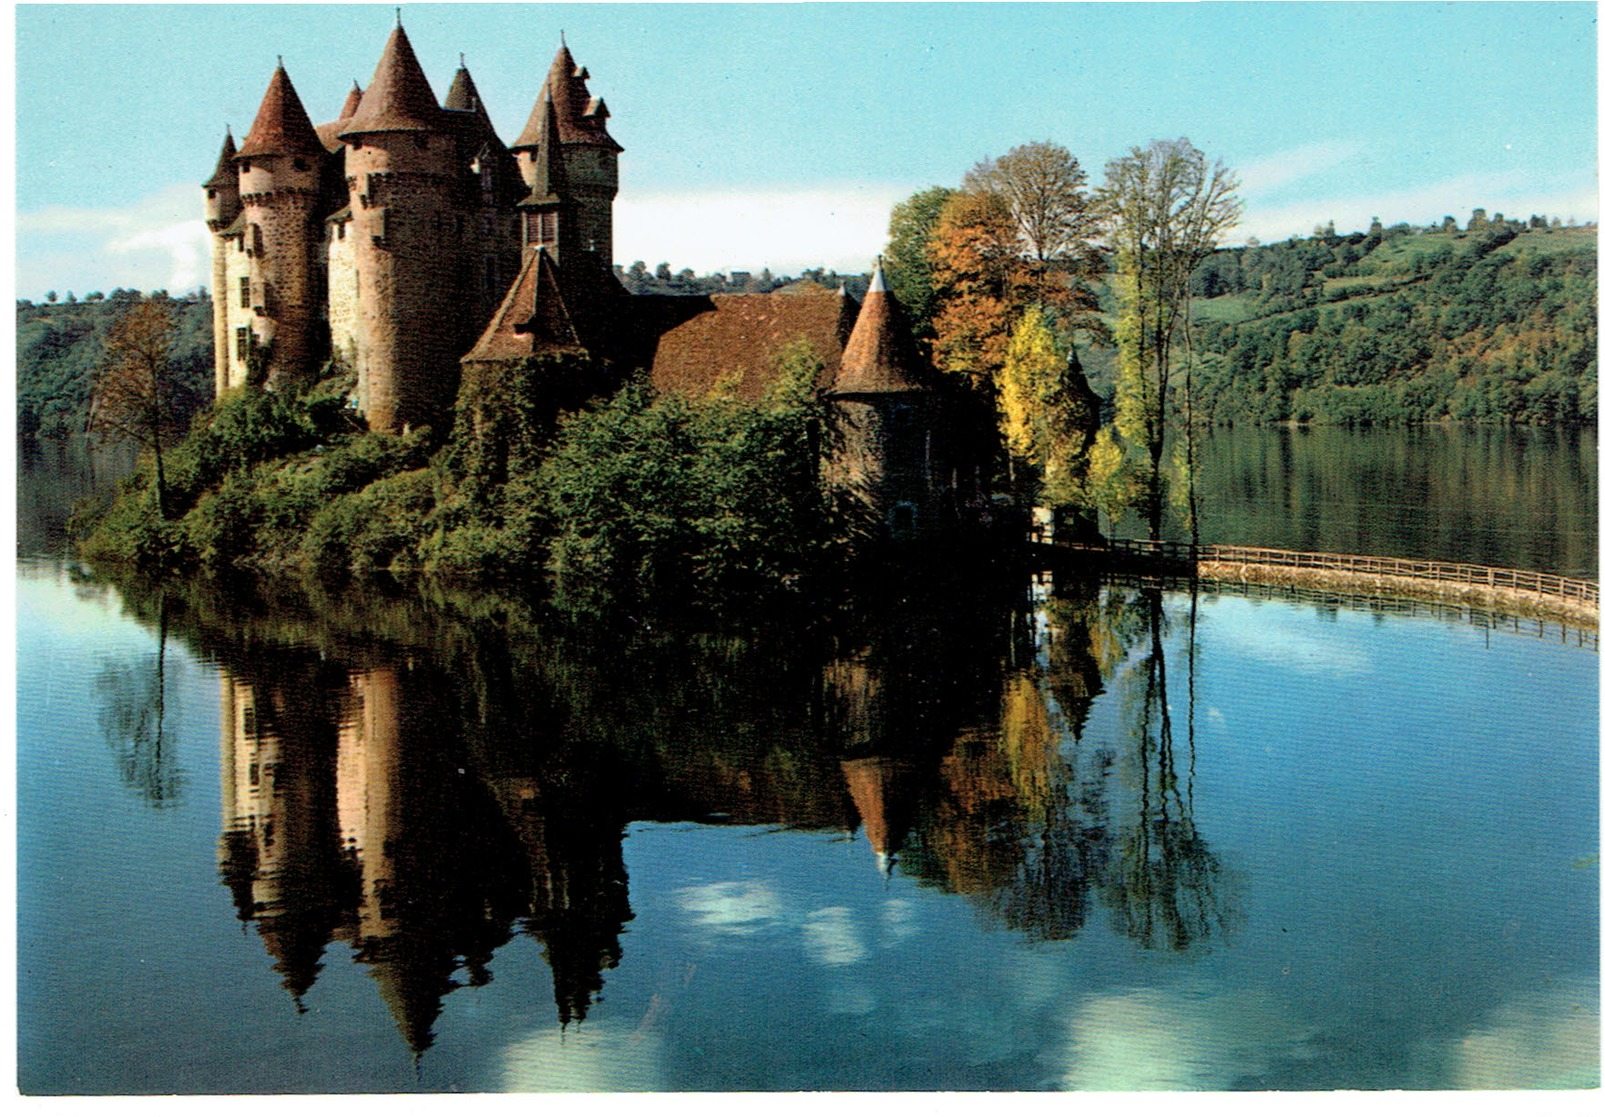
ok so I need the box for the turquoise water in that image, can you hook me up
[15,560,1598,1092]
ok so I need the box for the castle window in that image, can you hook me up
[207,188,216,200]
[240,160,251,174]
[238,277,250,308]
[293,157,309,172]
[235,327,251,360]
[337,222,345,241]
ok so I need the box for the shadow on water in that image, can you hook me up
[84,561,1228,1057]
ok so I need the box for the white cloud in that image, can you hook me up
[1446,977,1599,1089]
[1236,169,1598,242]
[1238,140,1366,197]
[614,184,908,277]
[500,1024,665,1091]
[1057,981,1316,1090]
[675,880,783,935]
[802,906,868,966]
[17,183,212,297]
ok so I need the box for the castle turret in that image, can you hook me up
[518,95,580,266]
[338,23,460,432]
[826,260,948,540]
[204,130,243,396]
[235,62,328,391]
[512,42,621,285]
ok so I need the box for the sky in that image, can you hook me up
[9,1,1600,299]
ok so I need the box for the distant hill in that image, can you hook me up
[17,289,212,438]
[1176,221,1597,425]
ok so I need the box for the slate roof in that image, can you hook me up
[237,65,326,160]
[519,95,569,208]
[339,25,444,138]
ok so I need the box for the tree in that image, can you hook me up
[882,186,956,338]
[998,308,1099,523]
[928,189,1018,385]
[962,141,1106,344]
[1099,138,1242,538]
[90,297,188,517]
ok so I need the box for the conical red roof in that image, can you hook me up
[339,25,443,138]
[204,130,237,188]
[831,261,931,395]
[512,43,621,152]
[237,65,326,160]
[339,81,363,120]
[443,64,482,113]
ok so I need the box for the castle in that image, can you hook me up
[205,21,980,539]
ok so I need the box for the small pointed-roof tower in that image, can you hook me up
[463,246,586,364]
[339,23,444,138]
[830,259,931,395]
[521,95,569,208]
[339,81,364,120]
[513,41,622,152]
[204,129,238,188]
[237,63,326,160]
[444,57,484,114]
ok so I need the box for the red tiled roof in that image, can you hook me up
[463,247,584,364]
[204,130,237,188]
[237,65,326,160]
[443,66,481,113]
[830,263,931,395]
[512,44,622,152]
[339,25,443,138]
[646,287,855,404]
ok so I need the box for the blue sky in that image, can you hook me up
[11,2,1599,298]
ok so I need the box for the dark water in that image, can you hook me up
[1118,424,1598,577]
[15,558,1598,1092]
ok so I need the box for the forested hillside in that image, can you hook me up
[1180,220,1597,425]
[17,289,212,437]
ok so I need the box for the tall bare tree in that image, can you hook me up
[90,297,186,517]
[1099,138,1242,538]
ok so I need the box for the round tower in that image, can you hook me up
[511,43,621,286]
[235,63,327,391]
[338,24,460,433]
[203,130,243,397]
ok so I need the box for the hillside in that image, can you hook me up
[1179,221,1597,425]
[17,289,212,438]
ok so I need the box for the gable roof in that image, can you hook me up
[643,287,855,404]
[237,65,326,160]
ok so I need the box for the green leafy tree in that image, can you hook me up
[1099,138,1242,538]
[883,186,957,338]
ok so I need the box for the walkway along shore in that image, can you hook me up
[1030,539,1600,629]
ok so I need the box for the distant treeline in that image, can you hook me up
[17,288,212,438]
[16,219,1596,438]
[1180,218,1597,425]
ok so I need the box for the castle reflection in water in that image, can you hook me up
[184,569,1223,1054]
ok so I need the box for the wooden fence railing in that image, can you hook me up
[1043,538,1599,607]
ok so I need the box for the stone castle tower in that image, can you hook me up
[206,23,618,433]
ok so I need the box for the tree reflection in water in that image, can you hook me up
[95,592,187,807]
[95,564,1228,1055]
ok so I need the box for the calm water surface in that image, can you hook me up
[16,554,1599,1092]
[1123,424,1598,577]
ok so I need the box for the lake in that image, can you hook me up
[14,429,1600,1092]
